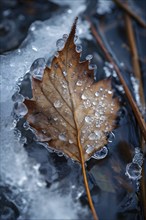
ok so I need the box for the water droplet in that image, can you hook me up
[84,100,91,108]
[74,35,78,43]
[76,44,82,53]
[54,51,59,57]
[69,139,73,144]
[54,100,63,108]
[88,131,100,140]
[108,90,112,94]
[86,54,93,61]
[86,145,94,154]
[81,94,87,100]
[92,146,108,160]
[95,91,99,97]
[30,58,46,80]
[61,81,67,88]
[63,34,68,41]
[23,121,30,130]
[125,163,142,180]
[63,71,67,76]
[56,38,65,51]
[59,133,66,141]
[53,117,58,121]
[85,116,94,124]
[57,152,64,157]
[76,80,82,86]
[13,102,28,117]
[12,92,24,102]
[68,63,72,68]
[89,64,97,70]
[108,131,115,143]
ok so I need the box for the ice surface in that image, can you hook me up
[0,0,91,219]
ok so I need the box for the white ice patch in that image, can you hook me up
[130,75,144,113]
[0,0,90,219]
[97,0,115,15]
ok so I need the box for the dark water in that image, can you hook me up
[0,0,145,220]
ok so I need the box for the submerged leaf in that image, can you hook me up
[24,19,120,162]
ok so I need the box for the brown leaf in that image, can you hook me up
[24,19,120,162]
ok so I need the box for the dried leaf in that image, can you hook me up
[24,19,120,162]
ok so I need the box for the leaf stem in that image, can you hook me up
[113,0,146,28]
[77,132,99,220]
[87,17,146,142]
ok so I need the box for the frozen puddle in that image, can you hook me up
[0,0,91,219]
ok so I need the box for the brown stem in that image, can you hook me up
[87,18,146,142]
[124,12,145,150]
[77,133,99,220]
[113,0,146,28]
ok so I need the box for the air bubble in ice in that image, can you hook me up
[92,146,108,160]
[12,92,24,102]
[30,58,46,80]
[56,38,65,51]
[13,102,28,117]
[76,44,82,53]
[54,100,63,108]
[59,133,67,141]
[32,46,38,51]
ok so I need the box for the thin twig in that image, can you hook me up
[124,9,146,219]
[113,0,146,28]
[87,17,146,142]
[124,12,145,149]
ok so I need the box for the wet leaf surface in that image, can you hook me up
[24,19,120,162]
